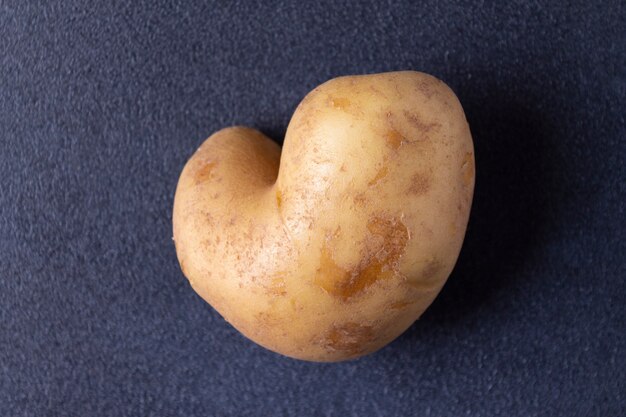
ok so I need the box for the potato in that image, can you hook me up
[173,71,474,361]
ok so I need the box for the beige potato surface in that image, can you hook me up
[173,71,474,361]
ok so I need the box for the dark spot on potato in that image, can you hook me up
[408,173,430,195]
[319,322,374,356]
[314,216,409,300]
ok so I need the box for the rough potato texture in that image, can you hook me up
[173,71,474,361]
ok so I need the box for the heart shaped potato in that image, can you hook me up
[173,71,474,361]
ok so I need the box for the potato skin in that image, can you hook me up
[173,71,474,361]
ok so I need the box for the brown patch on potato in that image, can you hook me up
[266,276,287,297]
[314,244,349,295]
[329,97,351,111]
[276,189,283,209]
[368,165,389,186]
[403,110,440,134]
[415,79,436,99]
[449,222,457,236]
[353,193,367,207]
[421,259,442,282]
[384,128,404,150]
[369,85,388,98]
[387,110,441,145]
[319,322,374,356]
[255,311,282,331]
[314,216,409,300]
[407,259,442,290]
[462,152,475,186]
[408,173,431,195]
[390,300,414,310]
[193,160,217,184]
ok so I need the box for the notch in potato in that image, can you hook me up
[173,71,474,361]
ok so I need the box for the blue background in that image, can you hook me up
[1,1,624,416]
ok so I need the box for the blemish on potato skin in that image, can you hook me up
[352,193,367,207]
[266,276,287,297]
[368,165,389,186]
[462,152,475,187]
[390,300,414,310]
[407,259,442,290]
[255,311,283,331]
[329,97,351,110]
[318,322,374,356]
[415,79,436,99]
[368,85,388,98]
[193,160,217,184]
[384,128,404,150]
[403,110,440,133]
[421,259,441,281]
[276,189,283,209]
[314,216,409,300]
[408,173,431,195]
[315,244,348,295]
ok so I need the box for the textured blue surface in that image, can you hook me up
[1,1,624,416]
